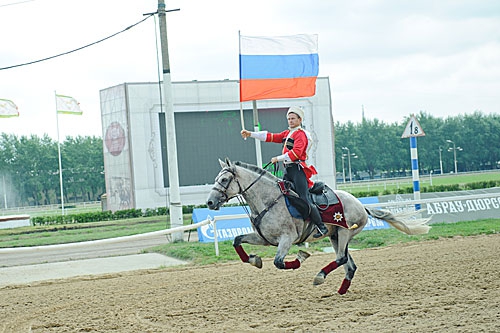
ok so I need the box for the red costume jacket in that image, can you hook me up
[266,128,317,187]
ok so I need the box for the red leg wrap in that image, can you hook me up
[322,261,339,275]
[338,279,351,295]
[284,259,301,270]
[234,245,249,262]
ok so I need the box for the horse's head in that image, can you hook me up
[206,158,241,210]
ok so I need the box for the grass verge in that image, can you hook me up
[146,218,499,265]
[2,217,498,266]
[0,216,175,248]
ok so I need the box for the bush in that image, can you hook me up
[30,179,495,226]
[393,187,413,194]
[157,207,168,215]
[31,208,159,226]
[352,190,380,198]
[464,181,498,190]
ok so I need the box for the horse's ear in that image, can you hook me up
[225,157,232,166]
[218,158,227,168]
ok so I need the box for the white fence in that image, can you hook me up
[2,190,497,258]
[0,214,248,257]
[0,201,101,217]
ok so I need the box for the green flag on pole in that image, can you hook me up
[56,94,83,115]
[0,98,19,118]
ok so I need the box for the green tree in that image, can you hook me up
[335,111,500,178]
[0,134,104,207]
[62,136,104,202]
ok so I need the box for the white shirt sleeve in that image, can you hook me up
[276,153,291,163]
[303,129,314,161]
[250,131,268,141]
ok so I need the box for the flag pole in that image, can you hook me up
[252,100,263,167]
[239,103,245,131]
[238,31,246,132]
[55,91,65,216]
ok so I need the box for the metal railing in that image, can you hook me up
[0,201,101,217]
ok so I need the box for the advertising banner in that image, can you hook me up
[377,188,500,223]
[193,206,253,243]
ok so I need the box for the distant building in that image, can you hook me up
[100,78,334,212]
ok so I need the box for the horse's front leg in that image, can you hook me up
[273,237,311,270]
[233,232,269,269]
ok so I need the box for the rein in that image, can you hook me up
[263,161,279,177]
[246,192,282,245]
[211,166,266,202]
[237,166,283,246]
[216,164,282,246]
[236,191,282,247]
[240,169,266,196]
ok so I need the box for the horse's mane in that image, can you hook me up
[234,161,279,182]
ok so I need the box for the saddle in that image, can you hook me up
[278,181,339,216]
[278,180,348,231]
[308,182,339,208]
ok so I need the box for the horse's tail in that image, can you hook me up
[365,208,431,235]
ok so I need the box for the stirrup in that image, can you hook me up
[313,224,328,238]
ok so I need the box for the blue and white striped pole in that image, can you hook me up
[410,136,421,210]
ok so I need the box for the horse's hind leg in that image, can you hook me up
[233,233,268,269]
[313,228,342,285]
[313,228,355,294]
[338,253,357,295]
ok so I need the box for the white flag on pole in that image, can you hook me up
[0,98,19,118]
[56,94,83,115]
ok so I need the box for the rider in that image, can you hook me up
[240,106,328,238]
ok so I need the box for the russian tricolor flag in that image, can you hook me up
[239,34,319,102]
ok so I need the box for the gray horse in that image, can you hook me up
[206,158,431,294]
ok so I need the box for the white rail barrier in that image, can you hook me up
[0,214,250,257]
[2,191,497,257]
[0,214,31,229]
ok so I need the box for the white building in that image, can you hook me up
[100,77,335,212]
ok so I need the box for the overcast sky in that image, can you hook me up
[1,0,499,139]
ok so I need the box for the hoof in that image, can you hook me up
[313,272,326,286]
[296,250,311,263]
[249,254,263,269]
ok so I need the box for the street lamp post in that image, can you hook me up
[446,139,463,174]
[342,147,353,184]
[341,154,346,183]
[439,146,443,174]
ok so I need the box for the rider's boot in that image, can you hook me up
[311,205,328,238]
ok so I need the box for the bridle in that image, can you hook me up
[211,164,283,245]
[211,166,267,204]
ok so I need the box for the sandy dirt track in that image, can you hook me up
[1,234,499,332]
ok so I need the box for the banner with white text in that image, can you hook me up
[377,188,500,223]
